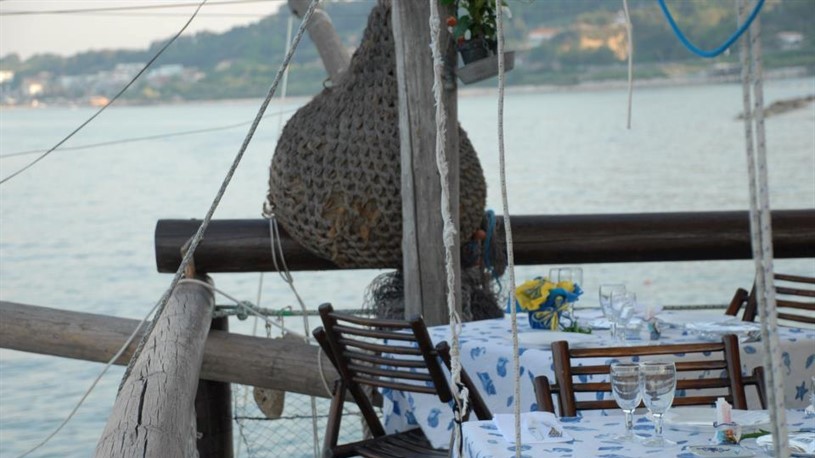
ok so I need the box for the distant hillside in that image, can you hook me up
[1,0,813,103]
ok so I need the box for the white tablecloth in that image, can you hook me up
[458,409,814,458]
[381,311,815,449]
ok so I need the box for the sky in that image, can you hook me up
[0,0,287,60]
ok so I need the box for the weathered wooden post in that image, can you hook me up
[95,277,215,458]
[393,0,461,325]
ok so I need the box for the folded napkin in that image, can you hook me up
[492,412,572,444]
[756,432,815,454]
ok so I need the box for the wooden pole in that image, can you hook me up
[195,316,233,458]
[393,0,460,325]
[0,301,339,400]
[154,210,815,273]
[95,279,215,457]
[288,0,350,82]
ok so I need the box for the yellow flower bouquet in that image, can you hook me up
[514,277,583,331]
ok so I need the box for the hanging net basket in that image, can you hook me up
[265,0,487,268]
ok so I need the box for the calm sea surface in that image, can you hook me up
[1,78,814,456]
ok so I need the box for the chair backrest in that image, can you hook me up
[740,273,815,324]
[540,334,748,417]
[316,303,457,435]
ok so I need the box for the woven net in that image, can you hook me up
[266,0,487,268]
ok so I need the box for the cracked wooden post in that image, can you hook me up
[95,277,215,458]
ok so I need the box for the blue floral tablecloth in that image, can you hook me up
[458,409,814,458]
[381,311,815,449]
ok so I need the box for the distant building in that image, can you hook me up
[776,31,803,50]
[0,70,13,84]
[526,27,560,48]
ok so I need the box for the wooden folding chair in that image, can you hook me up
[533,334,751,417]
[731,273,815,324]
[313,303,491,458]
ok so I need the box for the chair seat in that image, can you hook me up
[334,428,448,458]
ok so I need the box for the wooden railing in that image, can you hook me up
[155,210,815,273]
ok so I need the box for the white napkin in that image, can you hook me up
[633,301,662,320]
[756,432,815,454]
[492,411,572,444]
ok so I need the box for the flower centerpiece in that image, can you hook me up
[514,277,585,331]
[442,0,507,64]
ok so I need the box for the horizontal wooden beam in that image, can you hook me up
[155,210,815,273]
[0,301,338,400]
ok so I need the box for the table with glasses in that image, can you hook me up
[456,409,815,458]
[381,310,815,449]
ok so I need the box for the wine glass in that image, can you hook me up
[612,291,637,344]
[639,361,677,447]
[610,362,642,442]
[599,284,625,337]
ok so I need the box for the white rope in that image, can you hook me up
[427,1,468,454]
[120,0,321,390]
[495,2,521,457]
[736,1,788,456]
[266,216,321,458]
[622,0,634,129]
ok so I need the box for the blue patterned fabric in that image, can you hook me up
[457,409,813,458]
[381,311,815,449]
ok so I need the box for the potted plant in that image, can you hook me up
[442,0,505,64]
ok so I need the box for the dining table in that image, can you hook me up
[456,408,814,458]
[380,309,815,449]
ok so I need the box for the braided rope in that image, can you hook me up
[737,1,788,455]
[494,2,522,456]
[428,0,467,452]
[119,0,321,391]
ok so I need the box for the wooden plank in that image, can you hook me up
[288,0,350,82]
[95,279,215,457]
[393,0,460,325]
[0,301,338,400]
[154,210,815,272]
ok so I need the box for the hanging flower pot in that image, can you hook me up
[457,37,495,65]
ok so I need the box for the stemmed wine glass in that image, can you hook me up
[599,284,625,338]
[639,361,677,447]
[610,362,642,442]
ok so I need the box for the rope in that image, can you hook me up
[736,1,789,455]
[0,0,209,185]
[428,1,467,454]
[266,216,320,458]
[658,0,764,58]
[118,0,320,392]
[622,0,633,129]
[494,2,521,457]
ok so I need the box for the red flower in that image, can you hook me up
[446,16,457,27]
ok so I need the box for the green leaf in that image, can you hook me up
[740,430,770,441]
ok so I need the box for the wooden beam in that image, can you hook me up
[95,279,215,457]
[0,301,337,400]
[154,210,815,272]
[393,0,460,325]
[288,0,350,82]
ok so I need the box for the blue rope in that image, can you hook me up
[483,209,503,294]
[657,0,765,58]
[483,209,495,270]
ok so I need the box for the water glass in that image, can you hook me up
[599,284,626,337]
[612,291,637,344]
[610,362,642,442]
[639,361,676,447]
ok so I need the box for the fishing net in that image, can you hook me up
[265,0,487,269]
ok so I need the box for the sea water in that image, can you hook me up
[1,78,813,456]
